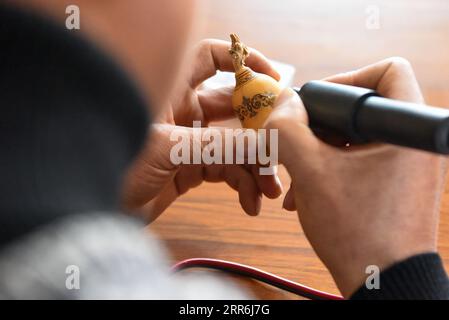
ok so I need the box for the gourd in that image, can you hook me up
[229,34,282,130]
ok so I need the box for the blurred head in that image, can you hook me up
[10,0,197,110]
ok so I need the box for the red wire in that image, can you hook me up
[171,258,343,300]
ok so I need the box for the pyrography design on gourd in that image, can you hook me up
[234,92,277,121]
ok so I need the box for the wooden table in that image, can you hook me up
[151,0,449,299]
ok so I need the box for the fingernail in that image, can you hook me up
[275,175,283,197]
[282,195,295,211]
[255,195,262,215]
[274,70,281,81]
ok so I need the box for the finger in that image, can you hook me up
[170,125,261,166]
[268,88,309,126]
[197,86,235,123]
[245,47,281,80]
[189,39,280,88]
[139,182,179,223]
[122,125,179,210]
[173,163,262,216]
[282,183,296,211]
[323,58,403,88]
[203,164,262,216]
[228,166,262,216]
[323,57,423,102]
[174,164,204,195]
[250,165,283,199]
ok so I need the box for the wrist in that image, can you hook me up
[327,244,437,298]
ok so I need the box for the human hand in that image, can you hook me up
[264,57,448,297]
[122,39,283,221]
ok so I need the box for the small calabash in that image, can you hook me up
[229,34,282,130]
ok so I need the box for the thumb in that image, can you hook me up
[267,87,309,127]
[264,88,319,169]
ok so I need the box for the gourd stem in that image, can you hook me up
[229,33,249,73]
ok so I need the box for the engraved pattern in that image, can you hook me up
[235,69,255,90]
[234,92,276,121]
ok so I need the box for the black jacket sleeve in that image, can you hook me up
[351,253,449,300]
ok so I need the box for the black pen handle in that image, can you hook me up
[293,80,449,154]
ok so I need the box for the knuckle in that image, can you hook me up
[388,56,413,70]
[265,113,296,130]
[196,39,212,51]
[194,39,220,56]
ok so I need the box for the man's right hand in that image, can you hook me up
[265,57,448,298]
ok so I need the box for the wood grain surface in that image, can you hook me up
[150,0,449,299]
